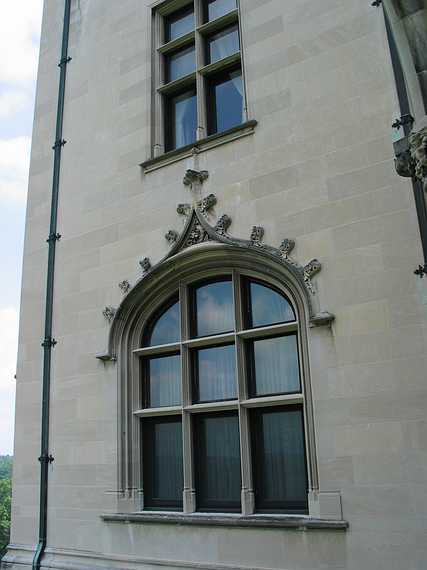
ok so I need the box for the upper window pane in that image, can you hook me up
[206,25,240,64]
[249,334,300,397]
[165,5,195,42]
[207,68,243,135]
[193,344,237,403]
[166,45,196,83]
[146,354,181,408]
[248,281,295,328]
[148,300,180,346]
[194,412,241,511]
[252,407,308,513]
[165,88,197,151]
[143,417,183,509]
[205,0,237,22]
[193,279,234,337]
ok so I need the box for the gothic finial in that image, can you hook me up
[139,257,151,273]
[118,280,131,294]
[215,214,232,235]
[102,306,116,323]
[183,169,209,187]
[303,259,321,294]
[250,226,264,245]
[165,230,179,244]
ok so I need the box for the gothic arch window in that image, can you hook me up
[132,269,310,514]
[100,197,332,518]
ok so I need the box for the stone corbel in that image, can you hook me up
[394,125,427,191]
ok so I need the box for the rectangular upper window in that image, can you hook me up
[152,0,247,155]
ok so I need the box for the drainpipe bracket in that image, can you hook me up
[52,139,67,150]
[414,263,427,278]
[38,454,54,464]
[58,56,72,67]
[41,337,57,348]
[46,233,61,243]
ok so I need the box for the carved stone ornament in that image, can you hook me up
[139,257,151,273]
[410,127,427,192]
[102,306,116,323]
[100,194,331,342]
[250,226,264,245]
[394,125,427,192]
[183,169,209,187]
[165,230,179,244]
[118,280,131,294]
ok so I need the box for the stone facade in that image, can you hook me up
[3,1,427,570]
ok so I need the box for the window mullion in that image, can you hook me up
[195,0,207,140]
[236,0,248,120]
[154,10,165,157]
[180,283,196,512]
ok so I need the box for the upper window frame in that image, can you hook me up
[147,0,255,168]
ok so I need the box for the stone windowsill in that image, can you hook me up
[141,120,258,173]
[101,511,348,531]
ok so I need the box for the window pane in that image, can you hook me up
[147,354,181,408]
[250,335,300,397]
[205,0,236,21]
[248,281,295,328]
[207,68,243,135]
[166,89,197,151]
[143,418,183,509]
[194,279,234,337]
[166,45,196,82]
[206,25,239,64]
[165,5,195,42]
[194,345,236,403]
[252,407,308,513]
[149,301,180,346]
[195,413,241,511]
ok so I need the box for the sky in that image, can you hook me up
[0,0,44,455]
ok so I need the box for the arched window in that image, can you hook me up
[133,271,309,514]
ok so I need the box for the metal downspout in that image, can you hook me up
[32,2,71,570]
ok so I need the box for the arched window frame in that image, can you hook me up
[98,196,338,520]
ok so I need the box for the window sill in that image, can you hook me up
[141,119,257,173]
[101,511,348,531]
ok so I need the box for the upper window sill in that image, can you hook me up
[101,511,348,531]
[140,119,257,173]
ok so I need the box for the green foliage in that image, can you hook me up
[0,456,12,553]
[0,456,12,481]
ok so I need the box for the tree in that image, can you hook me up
[0,456,12,481]
[0,457,12,553]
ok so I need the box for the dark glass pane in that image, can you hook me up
[149,301,180,346]
[250,335,300,397]
[143,417,183,509]
[166,89,197,151]
[205,0,236,21]
[195,413,241,511]
[248,281,295,328]
[207,68,243,135]
[252,407,308,513]
[206,25,239,64]
[194,344,236,403]
[165,5,195,42]
[147,354,181,407]
[194,279,234,337]
[166,45,196,82]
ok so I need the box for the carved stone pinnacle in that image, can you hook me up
[303,259,322,294]
[279,238,295,259]
[198,193,217,214]
[139,257,151,273]
[250,226,264,245]
[183,169,209,187]
[177,203,191,216]
[215,214,232,235]
[165,230,179,244]
[102,306,116,323]
[118,280,131,294]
